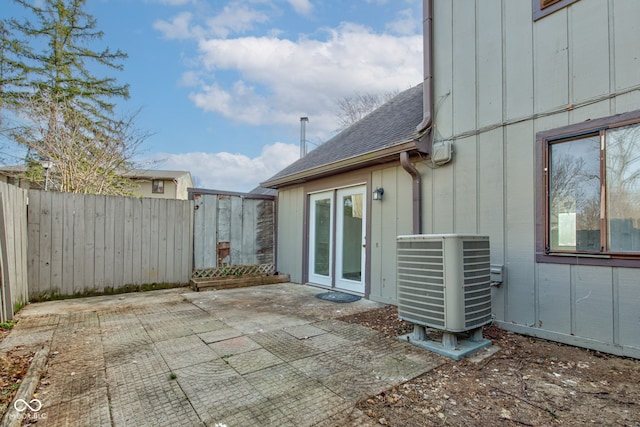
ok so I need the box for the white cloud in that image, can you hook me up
[149,142,300,192]
[190,23,422,139]
[179,70,201,87]
[205,4,270,38]
[152,1,422,144]
[287,0,313,15]
[386,8,420,36]
[154,12,200,40]
[154,3,270,40]
[146,0,195,5]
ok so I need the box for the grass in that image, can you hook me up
[1,382,20,395]
[13,300,25,314]
[0,320,16,329]
[31,282,187,302]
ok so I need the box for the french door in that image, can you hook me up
[308,185,366,294]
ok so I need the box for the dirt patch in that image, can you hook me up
[0,325,35,416]
[339,305,640,427]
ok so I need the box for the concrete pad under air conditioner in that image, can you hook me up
[399,326,492,361]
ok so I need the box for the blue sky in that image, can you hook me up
[4,0,423,191]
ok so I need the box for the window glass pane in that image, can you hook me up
[341,195,362,281]
[313,198,331,276]
[606,123,640,252]
[549,136,601,251]
[152,180,164,193]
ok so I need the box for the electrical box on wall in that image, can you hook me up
[431,141,453,165]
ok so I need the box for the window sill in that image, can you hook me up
[536,252,640,268]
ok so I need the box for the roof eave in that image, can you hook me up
[261,140,418,189]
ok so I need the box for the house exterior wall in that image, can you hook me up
[424,0,640,357]
[273,0,640,358]
[129,173,193,200]
[175,175,194,200]
[275,164,416,303]
[276,186,305,283]
[133,180,179,199]
[369,165,414,304]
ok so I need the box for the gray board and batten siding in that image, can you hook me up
[27,190,193,299]
[190,189,275,271]
[415,0,640,358]
[0,181,29,321]
[268,0,640,358]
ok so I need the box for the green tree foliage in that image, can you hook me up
[0,0,145,195]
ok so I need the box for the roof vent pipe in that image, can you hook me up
[300,117,309,158]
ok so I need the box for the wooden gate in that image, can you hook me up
[191,189,275,278]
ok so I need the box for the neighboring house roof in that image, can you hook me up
[0,166,192,182]
[0,165,28,176]
[249,186,277,196]
[262,82,423,188]
[121,170,192,181]
[0,166,193,188]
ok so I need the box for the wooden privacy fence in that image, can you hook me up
[0,181,29,321]
[191,189,275,278]
[27,190,193,299]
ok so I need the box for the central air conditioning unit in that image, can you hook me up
[396,234,492,349]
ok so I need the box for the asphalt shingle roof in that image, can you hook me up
[263,82,423,186]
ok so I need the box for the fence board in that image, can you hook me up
[94,195,106,289]
[157,199,168,281]
[62,194,74,295]
[73,195,85,292]
[179,200,192,280]
[0,182,29,320]
[28,190,41,296]
[140,198,151,284]
[37,192,51,293]
[83,195,96,291]
[242,200,256,265]
[217,196,231,266]
[50,193,63,293]
[131,198,143,285]
[150,199,160,282]
[123,197,134,285]
[0,197,12,321]
[165,201,176,282]
[230,196,243,265]
[204,195,217,268]
[27,190,193,298]
[105,196,117,290]
[257,199,275,265]
[113,196,125,287]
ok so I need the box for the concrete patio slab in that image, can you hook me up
[1,283,445,426]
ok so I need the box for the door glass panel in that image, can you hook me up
[314,198,331,276]
[340,194,363,281]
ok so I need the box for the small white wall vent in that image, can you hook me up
[396,234,492,333]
